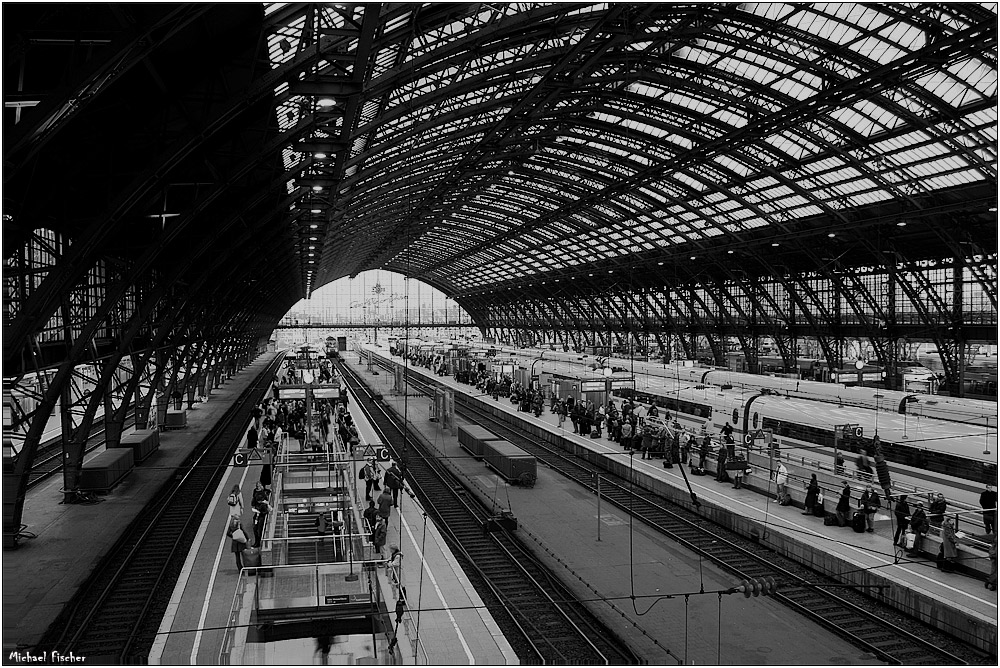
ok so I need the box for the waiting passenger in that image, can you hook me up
[939,516,959,572]
[836,483,852,527]
[929,493,948,527]
[774,462,789,503]
[363,500,378,533]
[892,495,910,547]
[980,484,997,534]
[803,474,820,515]
[907,502,928,555]
[715,445,727,481]
[859,485,880,533]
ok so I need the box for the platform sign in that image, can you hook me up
[610,379,635,390]
[277,388,306,399]
[361,444,391,462]
[233,451,249,467]
[580,381,604,393]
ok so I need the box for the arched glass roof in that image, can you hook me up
[262,2,996,298]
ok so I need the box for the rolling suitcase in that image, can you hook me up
[852,510,866,533]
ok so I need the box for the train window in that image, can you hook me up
[732,409,738,424]
[752,412,759,428]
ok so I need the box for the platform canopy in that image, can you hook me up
[4,3,997,381]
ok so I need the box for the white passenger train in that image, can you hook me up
[375,340,997,483]
[493,346,995,428]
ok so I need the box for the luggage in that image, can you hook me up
[778,493,792,506]
[823,514,838,526]
[690,467,706,476]
[813,503,826,518]
[852,510,866,533]
[904,531,916,550]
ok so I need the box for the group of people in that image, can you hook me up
[360,459,405,555]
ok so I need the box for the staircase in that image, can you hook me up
[285,513,340,565]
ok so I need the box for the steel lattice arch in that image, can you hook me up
[2,3,997,542]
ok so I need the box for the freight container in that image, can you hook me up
[79,448,134,492]
[482,440,536,486]
[111,429,160,464]
[457,425,502,460]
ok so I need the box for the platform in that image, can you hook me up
[2,353,279,655]
[150,382,515,665]
[350,347,999,656]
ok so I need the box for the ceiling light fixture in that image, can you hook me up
[317,98,336,108]
[897,221,907,227]
[828,233,836,238]
[311,209,321,213]
[312,185,323,192]
[310,224,318,229]
[314,152,327,159]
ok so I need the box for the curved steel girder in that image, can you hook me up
[3,26,355,360]
[401,16,995,286]
[5,117,315,368]
[4,5,214,169]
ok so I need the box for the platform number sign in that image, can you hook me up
[233,451,248,467]
[362,444,391,462]
[232,448,263,467]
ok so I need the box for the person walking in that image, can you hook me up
[384,461,403,507]
[251,482,271,547]
[803,474,820,515]
[377,487,393,522]
[363,500,378,532]
[980,484,997,534]
[228,516,248,571]
[836,482,852,527]
[892,494,911,547]
[371,516,387,556]
[227,484,243,519]
[859,485,880,533]
[699,434,710,469]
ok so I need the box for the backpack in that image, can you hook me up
[227,493,238,506]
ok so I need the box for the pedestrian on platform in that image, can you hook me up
[721,422,734,441]
[363,500,378,532]
[803,474,820,515]
[834,452,845,476]
[247,423,259,452]
[227,484,243,519]
[715,445,727,481]
[699,434,710,469]
[640,425,653,460]
[892,495,910,546]
[362,457,380,500]
[775,462,789,503]
[980,484,997,534]
[251,482,271,546]
[377,487,393,522]
[371,516,387,555]
[939,516,959,572]
[384,461,403,507]
[907,502,928,555]
[836,482,852,527]
[228,516,248,571]
[859,485,880,533]
[929,492,948,527]
[620,420,633,450]
[987,532,997,591]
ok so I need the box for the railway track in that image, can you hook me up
[35,356,282,662]
[374,358,982,666]
[26,410,136,491]
[338,362,640,665]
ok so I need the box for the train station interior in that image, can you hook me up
[3,3,998,665]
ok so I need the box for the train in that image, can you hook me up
[364,341,997,483]
[485,346,996,429]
